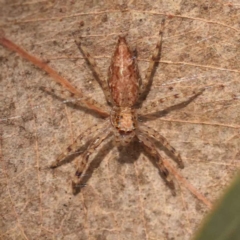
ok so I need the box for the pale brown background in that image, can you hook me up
[0,1,240,240]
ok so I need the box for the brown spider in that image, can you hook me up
[0,19,204,195]
[47,19,205,194]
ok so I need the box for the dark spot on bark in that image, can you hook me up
[171,149,176,153]
[152,56,157,61]
[75,171,82,177]
[79,21,84,27]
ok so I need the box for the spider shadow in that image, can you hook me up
[49,135,179,195]
[74,137,177,195]
[116,138,142,164]
[140,90,203,121]
[141,144,177,195]
[117,138,177,194]
[73,139,143,195]
[73,138,114,195]
[39,86,108,120]
[135,21,165,106]
[49,142,89,169]
[139,90,204,168]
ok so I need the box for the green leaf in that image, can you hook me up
[193,173,240,240]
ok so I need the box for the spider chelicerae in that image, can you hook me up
[47,19,204,194]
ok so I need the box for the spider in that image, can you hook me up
[46,19,204,194]
[0,19,204,195]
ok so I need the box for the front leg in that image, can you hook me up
[75,40,112,104]
[50,121,109,168]
[72,123,112,194]
[139,124,184,168]
[137,132,175,195]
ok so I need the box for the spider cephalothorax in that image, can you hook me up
[110,106,138,146]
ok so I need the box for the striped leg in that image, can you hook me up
[137,132,175,194]
[140,124,184,168]
[50,120,109,168]
[75,40,112,104]
[40,85,109,116]
[0,36,108,116]
[139,18,165,100]
[139,87,205,115]
[72,123,112,194]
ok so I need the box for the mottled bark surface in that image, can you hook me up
[0,1,240,239]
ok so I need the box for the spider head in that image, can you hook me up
[110,107,137,146]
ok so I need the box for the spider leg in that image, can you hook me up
[72,123,112,194]
[40,86,109,116]
[50,120,110,168]
[139,87,205,115]
[0,36,109,117]
[137,132,175,194]
[138,18,165,101]
[75,40,112,104]
[139,124,184,168]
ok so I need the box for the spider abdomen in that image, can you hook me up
[108,37,139,107]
